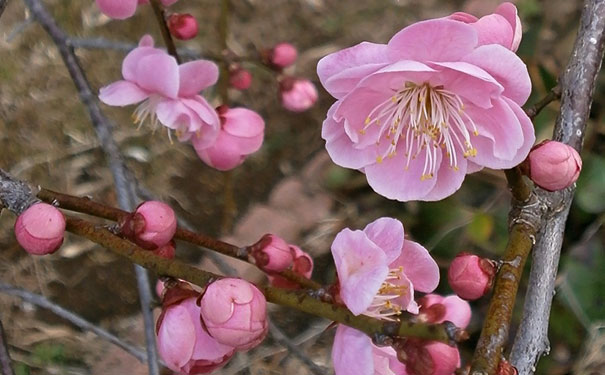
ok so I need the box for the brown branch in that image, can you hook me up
[149,0,181,63]
[524,85,562,120]
[36,187,322,290]
[0,317,15,375]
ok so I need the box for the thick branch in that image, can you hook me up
[510,1,605,374]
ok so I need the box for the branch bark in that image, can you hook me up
[510,1,605,374]
[0,317,15,375]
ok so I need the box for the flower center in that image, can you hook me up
[361,82,478,180]
[132,95,187,143]
[365,267,408,320]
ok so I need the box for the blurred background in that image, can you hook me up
[0,0,604,374]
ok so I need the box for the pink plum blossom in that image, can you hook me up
[14,203,65,255]
[193,106,265,171]
[99,36,220,148]
[96,0,179,20]
[331,217,439,317]
[269,245,314,289]
[318,3,534,202]
[280,77,318,112]
[249,234,294,273]
[157,295,235,374]
[200,278,268,350]
[525,140,582,191]
[448,253,496,300]
[168,13,199,40]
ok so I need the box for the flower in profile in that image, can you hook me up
[318,2,534,201]
[96,0,179,20]
[99,35,220,148]
[331,217,439,317]
[280,77,318,112]
[193,106,265,171]
[524,140,582,191]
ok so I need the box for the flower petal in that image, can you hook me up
[363,217,404,264]
[495,2,522,51]
[421,156,468,201]
[462,44,531,105]
[157,304,196,371]
[99,80,148,106]
[178,60,219,97]
[391,240,439,293]
[388,19,478,62]
[223,108,264,138]
[317,42,390,99]
[332,326,374,375]
[96,0,138,19]
[472,14,514,50]
[442,295,472,329]
[135,54,180,98]
[122,46,165,82]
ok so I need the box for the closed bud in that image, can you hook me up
[168,13,199,40]
[120,201,177,250]
[269,42,298,68]
[279,77,318,112]
[249,234,294,273]
[524,140,582,191]
[229,65,252,90]
[269,245,314,289]
[14,203,65,255]
[448,253,496,301]
[200,278,268,350]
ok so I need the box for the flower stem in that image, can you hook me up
[149,0,181,63]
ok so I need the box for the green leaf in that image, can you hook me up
[466,212,494,246]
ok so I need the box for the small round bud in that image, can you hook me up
[525,140,582,191]
[168,13,199,40]
[121,201,177,250]
[448,253,496,301]
[269,245,314,289]
[200,278,268,350]
[249,234,294,273]
[398,339,459,375]
[279,77,318,112]
[270,42,298,68]
[14,203,65,255]
[229,66,252,90]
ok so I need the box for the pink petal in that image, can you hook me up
[223,108,264,138]
[332,326,374,375]
[364,145,441,202]
[472,14,514,50]
[122,46,165,82]
[421,156,468,201]
[317,42,390,99]
[323,115,378,169]
[157,305,196,371]
[96,0,138,19]
[135,54,179,98]
[392,240,439,293]
[462,44,531,105]
[387,19,478,62]
[447,11,478,23]
[161,0,179,5]
[362,217,404,264]
[495,2,522,51]
[502,97,535,166]
[331,229,389,315]
[156,99,196,131]
[442,295,472,329]
[99,80,148,106]
[182,96,221,129]
[178,60,219,97]
[181,299,235,360]
[466,161,483,174]
[357,60,436,91]
[195,132,247,171]
[430,61,503,109]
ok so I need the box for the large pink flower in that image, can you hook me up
[99,36,220,147]
[96,0,179,20]
[318,2,534,201]
[331,217,439,317]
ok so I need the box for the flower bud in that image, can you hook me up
[152,240,176,259]
[249,234,294,273]
[14,203,65,255]
[279,77,318,112]
[448,253,496,301]
[398,340,460,375]
[200,278,268,350]
[418,294,471,329]
[157,293,235,374]
[269,245,314,289]
[229,66,252,90]
[168,13,199,40]
[524,140,582,192]
[120,201,177,250]
[269,42,298,68]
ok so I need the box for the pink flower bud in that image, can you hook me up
[525,140,582,192]
[448,253,496,301]
[152,240,176,259]
[157,293,235,374]
[270,42,298,68]
[168,13,199,40]
[229,66,252,90]
[399,340,460,375]
[269,245,314,289]
[14,203,65,255]
[418,294,471,329]
[193,106,264,171]
[249,234,294,273]
[279,77,318,112]
[120,201,177,250]
[200,278,268,350]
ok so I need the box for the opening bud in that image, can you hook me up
[249,234,294,273]
[447,253,496,301]
[523,140,582,191]
[269,245,314,289]
[14,202,65,255]
[266,42,298,69]
[120,201,177,250]
[168,13,199,40]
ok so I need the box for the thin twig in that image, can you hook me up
[0,0,8,19]
[149,0,180,63]
[0,281,148,364]
[524,85,562,120]
[0,317,15,375]
[268,321,330,375]
[21,0,160,373]
[68,37,202,60]
[510,1,605,374]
